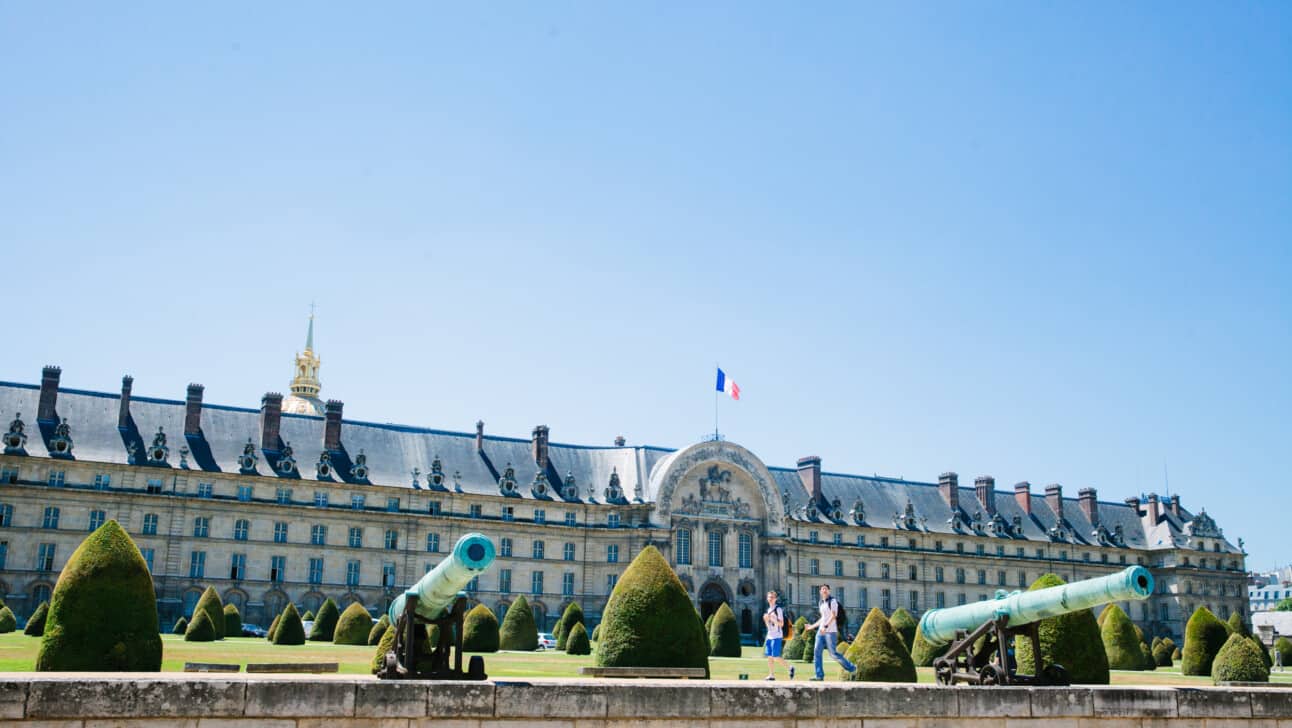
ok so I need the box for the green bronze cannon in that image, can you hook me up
[377,532,495,680]
[919,565,1154,686]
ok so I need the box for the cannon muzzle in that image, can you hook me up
[388,532,495,623]
[918,565,1153,647]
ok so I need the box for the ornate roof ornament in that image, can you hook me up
[429,455,445,489]
[498,463,517,496]
[893,498,919,530]
[410,467,421,489]
[3,413,27,455]
[47,417,73,458]
[948,510,965,532]
[350,449,369,481]
[126,441,138,465]
[453,470,463,493]
[561,470,578,501]
[277,441,297,475]
[238,438,258,473]
[531,470,549,498]
[604,468,624,502]
[829,498,844,522]
[147,426,169,465]
[1186,510,1223,539]
[987,512,1011,537]
[316,449,333,479]
[850,500,866,525]
[178,445,189,469]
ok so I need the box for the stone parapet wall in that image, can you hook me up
[0,676,1289,727]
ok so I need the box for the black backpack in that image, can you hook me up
[827,596,848,636]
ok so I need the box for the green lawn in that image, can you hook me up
[1,633,1288,684]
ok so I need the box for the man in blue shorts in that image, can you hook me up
[762,590,793,680]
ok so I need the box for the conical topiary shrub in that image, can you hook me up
[1153,640,1173,667]
[591,624,600,642]
[0,607,15,633]
[333,602,374,646]
[1227,612,1247,636]
[593,545,708,675]
[798,626,818,663]
[910,623,949,667]
[1140,641,1156,671]
[566,622,591,655]
[267,614,281,642]
[784,616,809,660]
[36,520,162,671]
[1252,635,1273,669]
[1014,573,1109,684]
[888,608,917,651]
[184,610,217,642]
[172,616,188,636]
[273,603,306,646]
[843,607,916,682]
[308,598,340,642]
[371,625,396,674]
[1100,604,1143,670]
[1182,606,1230,676]
[369,614,390,645]
[500,595,539,651]
[462,604,500,652]
[24,602,48,637]
[223,604,241,637]
[302,610,315,622]
[555,602,585,651]
[1212,632,1269,684]
[708,602,742,657]
[193,587,225,640]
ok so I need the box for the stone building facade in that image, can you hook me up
[0,330,1249,641]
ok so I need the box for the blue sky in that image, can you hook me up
[2,3,1289,568]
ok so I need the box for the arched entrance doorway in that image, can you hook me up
[698,579,730,622]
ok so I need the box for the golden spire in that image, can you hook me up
[289,307,321,400]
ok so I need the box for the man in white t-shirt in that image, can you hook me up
[806,583,856,680]
[762,591,794,680]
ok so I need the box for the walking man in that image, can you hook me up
[762,591,794,680]
[1275,646,1283,672]
[807,584,856,681]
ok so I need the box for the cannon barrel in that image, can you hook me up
[918,565,1154,647]
[388,532,495,623]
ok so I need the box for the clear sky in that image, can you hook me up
[2,3,1288,568]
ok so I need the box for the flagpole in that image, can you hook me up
[714,363,719,441]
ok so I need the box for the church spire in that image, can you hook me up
[288,309,322,403]
[305,302,315,352]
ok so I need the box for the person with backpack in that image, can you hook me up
[762,591,794,680]
[807,583,857,681]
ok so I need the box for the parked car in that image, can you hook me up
[241,624,268,638]
[537,632,557,650]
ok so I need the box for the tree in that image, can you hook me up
[192,587,225,640]
[1099,604,1143,670]
[1152,640,1174,667]
[708,602,742,657]
[499,595,539,651]
[910,623,949,667]
[0,607,15,633]
[1228,612,1249,636]
[267,614,281,642]
[462,604,500,652]
[565,622,591,656]
[842,607,916,682]
[555,602,584,651]
[223,604,242,637]
[24,602,48,637]
[184,610,217,642]
[784,616,809,660]
[36,520,162,671]
[333,602,374,646]
[308,598,340,642]
[172,616,188,636]
[1275,598,1292,611]
[593,546,708,676]
[888,608,917,652]
[1182,606,1230,676]
[1211,633,1269,684]
[272,603,306,646]
[369,614,391,646]
[1013,573,1109,684]
[591,624,600,642]
[302,610,315,622]
[371,625,396,674]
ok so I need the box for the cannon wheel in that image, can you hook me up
[1041,663,1069,686]
[932,658,954,685]
[468,655,487,680]
[978,664,1003,686]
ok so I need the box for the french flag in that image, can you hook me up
[715,368,740,400]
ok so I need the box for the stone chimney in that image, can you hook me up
[260,393,283,452]
[975,475,997,515]
[1014,482,1032,514]
[117,375,134,429]
[938,472,960,511]
[1169,494,1181,517]
[614,435,626,447]
[797,456,823,504]
[1146,493,1160,524]
[1045,484,1064,520]
[37,366,61,423]
[184,384,204,436]
[475,421,484,451]
[1124,496,1141,513]
[324,400,343,450]
[531,425,550,468]
[1078,487,1099,527]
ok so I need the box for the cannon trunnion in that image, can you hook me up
[377,532,495,681]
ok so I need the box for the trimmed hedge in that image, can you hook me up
[1014,573,1109,684]
[369,614,390,646]
[708,602,742,657]
[843,607,916,682]
[784,616,809,660]
[223,604,241,638]
[0,607,15,633]
[566,622,591,656]
[500,595,539,651]
[1227,612,1247,636]
[302,610,315,622]
[1100,604,1142,670]
[184,610,217,642]
[371,625,396,674]
[1275,637,1292,664]
[273,603,306,646]
[462,604,500,652]
[267,614,281,642]
[1212,632,1269,684]
[172,616,188,636]
[888,608,917,651]
[911,623,949,667]
[309,598,340,642]
[24,602,48,637]
[591,624,600,642]
[1153,639,1174,667]
[798,626,818,663]
[193,587,225,641]
[593,545,708,676]
[1182,606,1230,676]
[36,520,162,671]
[555,602,584,651]
[334,602,374,646]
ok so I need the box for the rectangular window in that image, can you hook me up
[188,550,205,578]
[1036,548,1044,558]
[308,557,323,584]
[193,517,210,538]
[935,566,944,583]
[0,467,17,484]
[809,530,818,544]
[533,540,545,559]
[38,543,56,571]
[564,512,576,526]
[608,513,621,528]
[276,487,292,504]
[142,513,158,535]
[270,555,285,582]
[230,553,246,580]
[935,540,943,552]
[88,510,105,531]
[469,504,482,518]
[348,527,363,548]
[47,470,65,487]
[42,506,59,529]
[834,559,843,577]
[140,547,153,572]
[387,497,400,513]
[707,530,723,567]
[428,500,441,516]
[909,590,919,610]
[956,568,966,584]
[858,562,866,578]
[676,529,692,565]
[562,572,574,596]
[314,491,328,508]
[531,570,544,595]
[607,544,619,563]
[383,563,397,588]
[881,588,891,611]
[501,538,513,557]
[311,524,327,546]
[739,533,753,568]
[94,473,111,489]
[1019,571,1027,587]
[146,479,164,494]
[936,591,946,609]
[956,542,965,554]
[880,536,889,548]
[1016,547,1025,557]
[238,485,253,502]
[273,522,288,543]
[0,504,11,527]
[997,545,1005,556]
[426,533,440,552]
[352,494,365,510]
[197,482,213,498]
[346,560,361,586]
[533,509,545,524]
[833,533,842,545]
[909,564,918,580]
[957,594,967,606]
[606,574,618,593]
[384,529,399,550]
[810,558,820,576]
[502,506,514,522]
[977,569,986,585]
[998,570,1007,586]
[976,543,984,556]
[499,569,512,593]
[859,587,868,610]
[856,534,865,547]
[563,543,575,561]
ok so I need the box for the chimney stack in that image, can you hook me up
[1169,494,1181,517]
[797,456,823,504]
[475,421,484,451]
[531,425,550,468]
[37,366,61,423]
[614,435,626,447]
[975,475,997,515]
[1124,496,1141,513]
[260,393,283,452]
[1045,484,1064,520]
[1078,487,1099,527]
[117,376,134,429]
[184,384,204,436]
[324,400,344,450]
[938,472,960,511]
[1146,493,1160,524]
[1014,481,1032,515]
